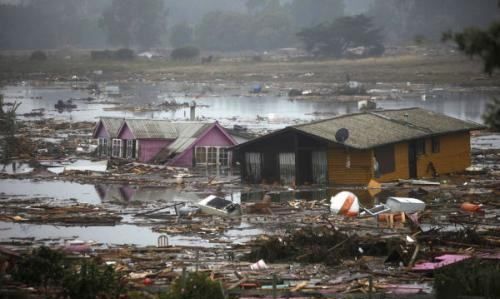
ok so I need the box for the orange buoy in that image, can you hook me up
[330,191,360,217]
[460,202,482,212]
[143,278,153,286]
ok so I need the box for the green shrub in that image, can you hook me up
[161,272,224,299]
[435,259,500,298]
[13,246,66,297]
[30,50,47,61]
[114,48,134,60]
[62,260,125,299]
[90,49,134,60]
[170,46,200,60]
[12,247,125,299]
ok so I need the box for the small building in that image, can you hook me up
[233,108,484,185]
[93,118,238,167]
[92,117,124,157]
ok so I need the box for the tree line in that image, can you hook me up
[0,0,498,54]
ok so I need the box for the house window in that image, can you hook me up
[98,138,109,156]
[416,139,426,156]
[195,147,207,164]
[126,140,137,159]
[431,137,440,153]
[374,144,395,175]
[195,146,231,166]
[219,148,229,166]
[207,147,217,164]
[112,139,122,157]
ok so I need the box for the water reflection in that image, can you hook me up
[95,184,200,204]
[0,179,201,205]
[0,221,220,247]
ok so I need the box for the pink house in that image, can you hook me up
[92,117,124,157]
[94,118,239,167]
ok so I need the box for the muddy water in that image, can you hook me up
[2,83,496,127]
[0,221,221,247]
[0,179,203,205]
[0,179,102,204]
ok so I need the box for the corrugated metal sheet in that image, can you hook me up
[150,122,212,163]
[294,108,484,150]
[279,152,295,185]
[125,119,178,139]
[167,123,211,154]
[99,117,124,138]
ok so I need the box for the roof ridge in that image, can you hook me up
[369,111,433,133]
[292,107,423,128]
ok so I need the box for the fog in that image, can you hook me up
[0,0,498,51]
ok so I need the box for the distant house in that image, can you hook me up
[92,117,124,157]
[233,108,484,185]
[93,118,239,167]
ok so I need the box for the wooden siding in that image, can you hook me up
[328,146,373,185]
[416,132,471,178]
[377,142,409,182]
[378,132,471,182]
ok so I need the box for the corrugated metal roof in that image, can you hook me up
[98,117,124,138]
[125,119,178,139]
[151,122,212,163]
[167,123,211,153]
[292,108,484,149]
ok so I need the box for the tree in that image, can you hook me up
[170,22,194,48]
[101,0,167,48]
[253,7,294,50]
[13,247,66,298]
[368,0,499,43]
[0,94,20,165]
[443,23,500,75]
[483,98,500,131]
[288,0,344,29]
[161,272,224,299]
[62,260,125,299]
[195,11,254,51]
[171,46,200,60]
[297,15,384,58]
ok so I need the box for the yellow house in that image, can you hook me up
[234,108,484,185]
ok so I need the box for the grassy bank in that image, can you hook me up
[1,52,499,87]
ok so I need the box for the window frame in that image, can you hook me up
[431,137,440,154]
[194,146,231,166]
[112,139,122,158]
[416,139,426,156]
[374,144,396,175]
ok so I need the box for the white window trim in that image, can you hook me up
[195,146,231,166]
[112,139,123,158]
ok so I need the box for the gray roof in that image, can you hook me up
[96,117,124,138]
[152,122,213,162]
[292,108,484,149]
[168,123,212,153]
[124,119,178,139]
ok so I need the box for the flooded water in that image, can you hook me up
[2,82,497,128]
[0,179,102,204]
[0,221,224,247]
[0,179,204,205]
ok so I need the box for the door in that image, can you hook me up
[312,151,327,184]
[279,153,296,185]
[245,152,262,183]
[408,141,417,178]
[297,150,313,185]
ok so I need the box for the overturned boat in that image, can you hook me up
[196,195,241,217]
